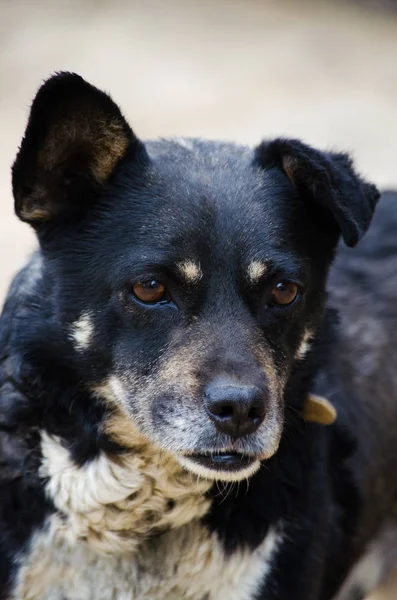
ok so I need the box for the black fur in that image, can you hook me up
[255,138,379,247]
[1,73,396,600]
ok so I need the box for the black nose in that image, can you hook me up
[204,380,267,438]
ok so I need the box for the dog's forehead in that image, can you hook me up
[145,138,281,216]
[108,139,299,267]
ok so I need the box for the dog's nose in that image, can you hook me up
[204,380,267,437]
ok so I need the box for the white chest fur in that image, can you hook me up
[13,433,280,599]
[14,516,279,600]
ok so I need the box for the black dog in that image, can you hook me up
[1,73,396,600]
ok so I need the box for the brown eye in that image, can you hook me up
[271,281,299,306]
[132,280,167,304]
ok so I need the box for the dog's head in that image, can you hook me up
[12,73,379,481]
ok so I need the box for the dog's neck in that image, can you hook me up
[39,423,212,555]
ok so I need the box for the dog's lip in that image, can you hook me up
[186,451,255,472]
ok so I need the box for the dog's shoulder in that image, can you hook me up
[0,395,48,576]
[0,253,52,593]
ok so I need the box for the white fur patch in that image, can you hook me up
[14,513,282,600]
[247,261,268,284]
[70,311,94,351]
[39,432,211,554]
[11,426,284,598]
[177,260,203,284]
[107,374,130,409]
[296,329,314,360]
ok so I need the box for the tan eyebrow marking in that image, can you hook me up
[177,260,203,284]
[247,261,269,284]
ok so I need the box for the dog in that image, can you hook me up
[0,72,396,600]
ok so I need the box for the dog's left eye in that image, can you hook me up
[270,281,299,306]
[131,280,168,304]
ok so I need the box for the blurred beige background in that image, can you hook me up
[1,1,397,597]
[1,0,397,302]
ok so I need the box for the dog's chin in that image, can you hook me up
[176,452,262,482]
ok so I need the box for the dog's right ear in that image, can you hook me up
[254,138,380,248]
[12,72,149,228]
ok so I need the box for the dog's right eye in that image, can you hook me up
[131,280,168,305]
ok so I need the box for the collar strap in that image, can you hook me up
[303,394,337,425]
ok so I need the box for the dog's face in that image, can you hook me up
[12,73,379,481]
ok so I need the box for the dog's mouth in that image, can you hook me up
[188,451,255,472]
[176,450,262,481]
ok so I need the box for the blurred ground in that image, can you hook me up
[0,1,397,597]
[1,0,397,300]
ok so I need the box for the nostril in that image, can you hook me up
[214,403,234,419]
[248,405,263,420]
[207,399,235,419]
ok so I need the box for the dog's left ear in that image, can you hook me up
[254,138,380,247]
